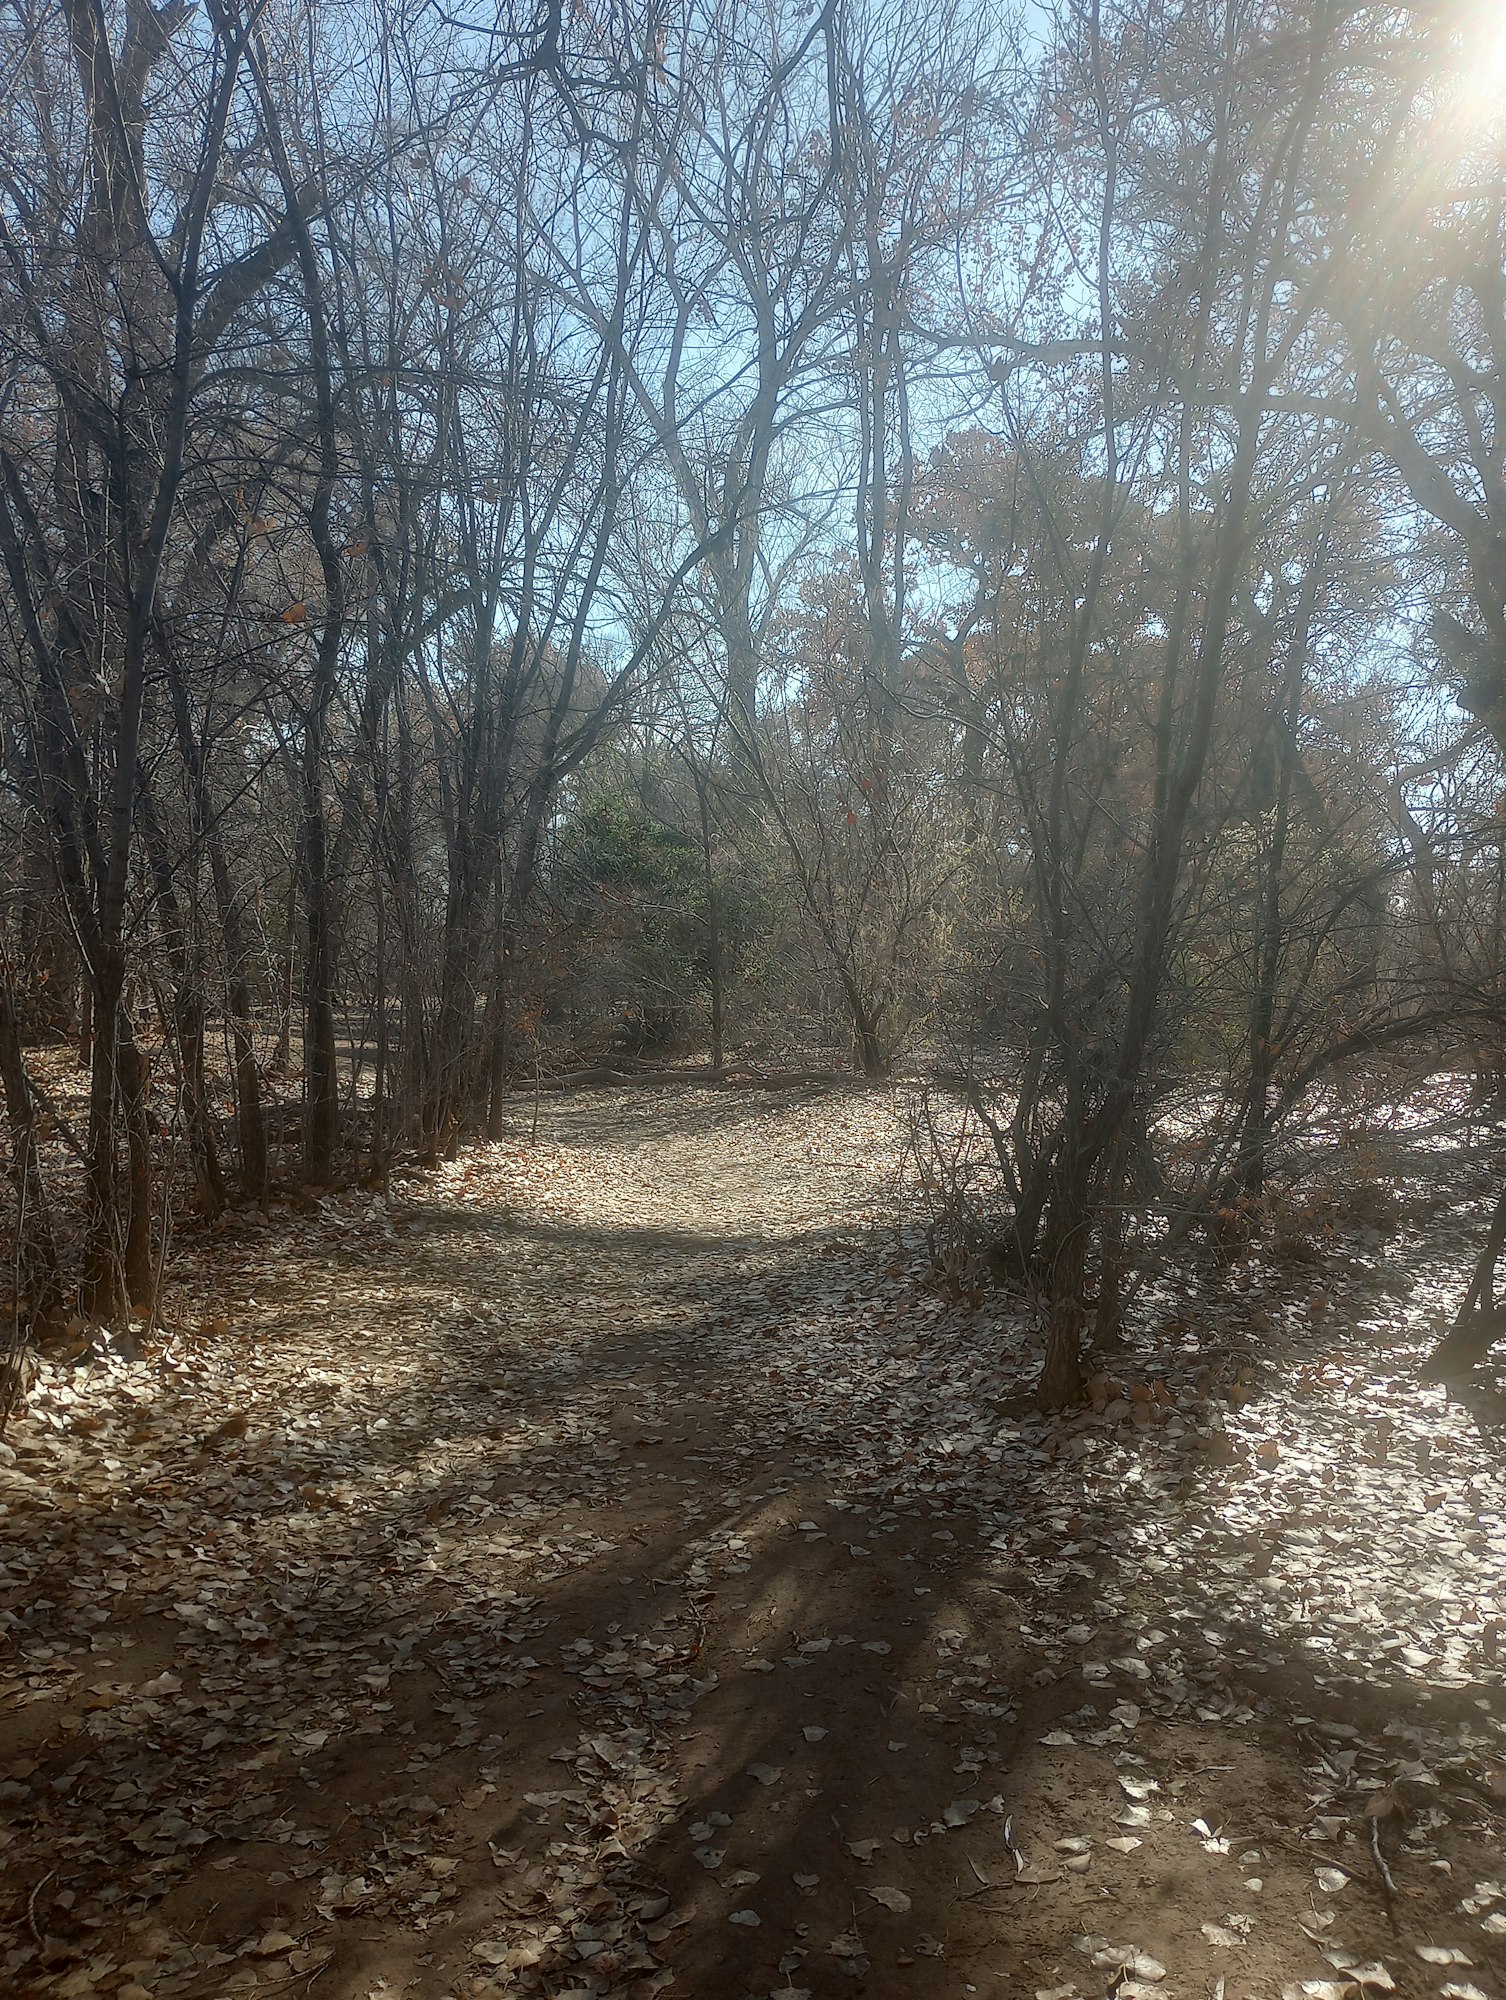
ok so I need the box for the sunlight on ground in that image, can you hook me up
[5,1090,1506,2000]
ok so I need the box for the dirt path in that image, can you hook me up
[3,1087,1506,2000]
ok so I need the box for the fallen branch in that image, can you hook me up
[1369,1808,1399,1932]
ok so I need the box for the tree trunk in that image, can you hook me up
[1092,1127,1132,1351]
[485,947,517,1141]
[841,974,888,1078]
[991,1144,1056,1284]
[139,778,224,1215]
[301,745,339,1184]
[0,951,64,1335]
[372,876,389,1182]
[248,45,348,1185]
[119,1020,154,1307]
[162,630,268,1200]
[81,962,127,1319]
[1234,489,1338,1197]
[1037,1120,1093,1409]
[275,876,296,1070]
[1423,1185,1506,1380]
[1040,1201,1090,1410]
[696,774,725,1068]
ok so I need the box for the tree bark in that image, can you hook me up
[0,948,64,1334]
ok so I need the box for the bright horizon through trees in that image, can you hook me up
[1,0,1506,1406]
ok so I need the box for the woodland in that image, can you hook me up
[3,1,1506,1998]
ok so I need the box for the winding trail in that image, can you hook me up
[3,1086,1505,2000]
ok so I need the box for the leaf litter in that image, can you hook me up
[1,1083,1504,1998]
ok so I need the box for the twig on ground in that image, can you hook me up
[1369,1808,1400,1932]
[26,1868,55,1946]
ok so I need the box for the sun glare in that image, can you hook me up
[1452,3,1506,132]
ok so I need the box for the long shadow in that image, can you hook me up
[2,1207,901,1975]
[398,1203,824,1263]
[7,1118,1506,1999]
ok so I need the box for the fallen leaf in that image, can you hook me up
[867,1886,911,1913]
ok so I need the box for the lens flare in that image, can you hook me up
[1453,2,1506,131]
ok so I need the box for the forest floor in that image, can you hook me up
[3,1083,1506,2000]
